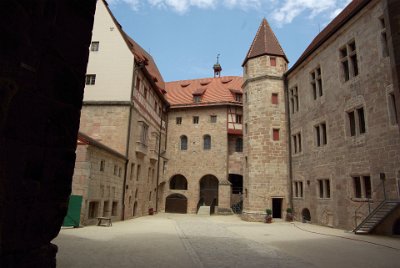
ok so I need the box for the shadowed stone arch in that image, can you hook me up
[302,208,311,221]
[199,175,219,206]
[165,194,187,214]
[169,174,188,190]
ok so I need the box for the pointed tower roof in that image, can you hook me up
[242,18,288,66]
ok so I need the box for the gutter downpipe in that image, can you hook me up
[155,105,169,212]
[284,74,294,212]
[122,61,144,220]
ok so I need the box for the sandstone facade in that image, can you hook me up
[286,0,400,230]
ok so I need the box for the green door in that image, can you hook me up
[63,195,83,227]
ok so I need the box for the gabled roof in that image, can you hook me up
[243,18,288,66]
[78,132,128,160]
[287,0,371,76]
[102,0,168,104]
[165,76,243,108]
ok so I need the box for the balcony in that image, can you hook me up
[135,141,148,156]
[149,149,158,163]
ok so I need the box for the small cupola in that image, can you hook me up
[213,54,222,78]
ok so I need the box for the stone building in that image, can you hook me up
[161,72,244,214]
[71,132,126,225]
[76,0,169,222]
[67,0,400,234]
[283,0,400,231]
[241,19,290,221]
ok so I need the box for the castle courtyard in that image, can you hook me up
[54,214,400,268]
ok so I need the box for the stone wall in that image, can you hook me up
[163,106,230,213]
[287,0,400,230]
[72,144,125,225]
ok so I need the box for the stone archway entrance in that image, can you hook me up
[302,208,311,221]
[165,194,187,214]
[199,175,219,206]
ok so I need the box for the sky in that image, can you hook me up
[106,0,352,82]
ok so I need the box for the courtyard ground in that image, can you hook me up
[53,213,400,268]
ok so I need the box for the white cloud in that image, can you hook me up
[107,0,352,25]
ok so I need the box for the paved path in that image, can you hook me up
[53,214,400,268]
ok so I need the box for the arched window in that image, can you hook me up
[170,175,188,190]
[203,135,211,150]
[180,135,188,150]
[236,138,243,152]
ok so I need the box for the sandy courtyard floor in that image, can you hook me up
[53,213,400,268]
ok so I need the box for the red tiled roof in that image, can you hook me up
[165,76,243,107]
[102,0,168,102]
[243,18,288,66]
[287,0,371,75]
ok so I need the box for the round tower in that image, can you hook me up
[242,18,289,221]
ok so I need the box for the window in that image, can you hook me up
[135,188,138,198]
[139,121,149,145]
[193,116,199,124]
[194,95,201,103]
[148,167,151,183]
[85,74,96,85]
[310,67,322,99]
[180,135,188,150]
[273,129,280,141]
[103,201,109,216]
[236,138,243,152]
[340,40,358,82]
[118,167,122,177]
[235,94,242,102]
[176,117,182,125]
[136,77,141,91]
[100,160,105,172]
[114,165,118,175]
[88,202,99,219]
[144,87,148,99]
[292,132,302,154]
[270,57,276,67]
[210,115,217,123]
[352,175,372,199]
[203,135,211,150]
[314,122,327,146]
[245,123,248,134]
[112,202,118,216]
[235,114,242,124]
[389,92,398,125]
[149,191,152,201]
[289,87,299,113]
[90,41,99,51]
[380,17,389,57]
[136,165,141,181]
[317,179,331,199]
[130,163,135,180]
[347,107,366,136]
[271,93,279,105]
[293,181,303,198]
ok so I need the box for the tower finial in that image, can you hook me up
[213,54,222,78]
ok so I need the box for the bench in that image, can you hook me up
[97,217,112,227]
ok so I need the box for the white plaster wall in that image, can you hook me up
[83,0,134,101]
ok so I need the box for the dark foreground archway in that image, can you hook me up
[393,218,400,235]
[165,194,187,214]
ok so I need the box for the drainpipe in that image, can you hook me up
[122,61,144,220]
[284,74,294,212]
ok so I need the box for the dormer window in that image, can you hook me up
[194,95,201,103]
[235,94,242,102]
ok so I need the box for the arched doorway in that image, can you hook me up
[199,175,219,206]
[302,208,311,221]
[169,174,188,190]
[393,218,400,235]
[165,194,187,214]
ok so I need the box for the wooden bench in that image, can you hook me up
[97,217,112,227]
